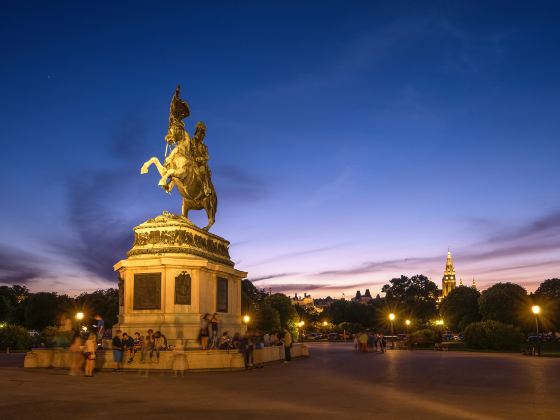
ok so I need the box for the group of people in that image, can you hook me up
[65,313,298,376]
[197,315,295,369]
[199,313,221,349]
[111,329,168,370]
[237,329,294,369]
[354,332,387,353]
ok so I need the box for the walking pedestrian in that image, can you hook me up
[68,333,83,376]
[84,333,97,377]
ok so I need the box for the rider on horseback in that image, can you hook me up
[192,121,213,197]
[142,85,218,231]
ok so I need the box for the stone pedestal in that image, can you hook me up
[114,212,247,347]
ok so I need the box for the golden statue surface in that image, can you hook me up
[141,85,217,231]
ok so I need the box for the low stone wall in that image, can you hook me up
[23,344,309,371]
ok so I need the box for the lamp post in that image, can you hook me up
[75,312,84,333]
[298,321,305,343]
[405,319,411,349]
[389,313,395,349]
[531,305,541,356]
[243,314,250,325]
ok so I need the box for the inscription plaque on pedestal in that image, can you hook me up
[134,273,161,310]
[175,272,191,305]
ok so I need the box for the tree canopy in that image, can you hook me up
[440,286,481,331]
[479,282,529,327]
[534,278,560,330]
[264,293,298,330]
[381,275,439,325]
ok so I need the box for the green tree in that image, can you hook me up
[264,293,298,330]
[0,324,31,350]
[323,300,376,327]
[255,303,281,332]
[23,292,72,330]
[74,289,119,328]
[534,278,560,330]
[440,286,481,331]
[381,274,439,325]
[0,285,29,325]
[479,283,529,327]
[241,279,266,314]
[0,295,11,321]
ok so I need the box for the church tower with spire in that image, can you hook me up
[442,249,457,298]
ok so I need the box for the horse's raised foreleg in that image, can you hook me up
[140,157,166,176]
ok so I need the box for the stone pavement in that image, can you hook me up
[0,343,558,419]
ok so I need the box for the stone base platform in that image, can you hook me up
[23,344,310,371]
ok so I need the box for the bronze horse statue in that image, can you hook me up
[141,87,217,231]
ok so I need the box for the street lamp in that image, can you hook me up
[75,312,84,321]
[323,321,328,326]
[242,315,250,324]
[389,313,395,349]
[298,321,305,343]
[532,305,541,356]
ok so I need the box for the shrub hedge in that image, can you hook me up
[0,324,30,350]
[464,320,523,351]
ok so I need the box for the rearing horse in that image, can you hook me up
[141,134,217,231]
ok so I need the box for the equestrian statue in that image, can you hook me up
[141,85,217,231]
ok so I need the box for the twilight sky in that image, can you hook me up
[1,1,559,297]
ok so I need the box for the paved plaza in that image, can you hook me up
[0,343,558,419]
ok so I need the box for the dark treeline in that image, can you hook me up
[1,276,558,351]
[0,286,118,331]
[249,276,560,336]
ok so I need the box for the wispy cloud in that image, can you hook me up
[251,243,352,267]
[311,210,560,285]
[0,244,45,284]
[267,283,326,294]
[316,257,440,277]
[45,169,137,283]
[214,164,267,202]
[250,272,298,282]
[487,211,560,243]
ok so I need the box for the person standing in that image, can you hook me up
[84,333,97,377]
[112,330,123,372]
[153,331,165,362]
[210,313,220,349]
[199,314,210,350]
[282,328,292,363]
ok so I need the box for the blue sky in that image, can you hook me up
[1,1,559,297]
